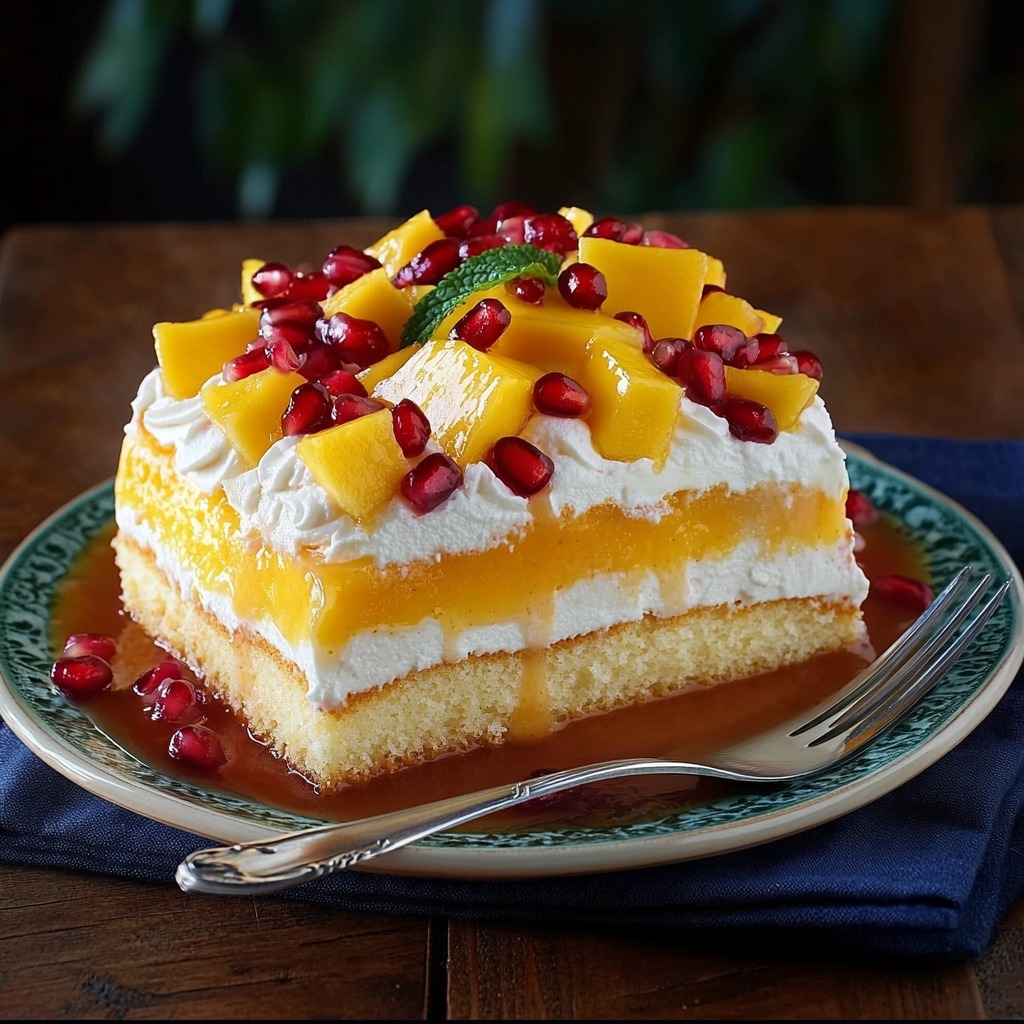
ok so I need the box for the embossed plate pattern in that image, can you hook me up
[0,452,1021,879]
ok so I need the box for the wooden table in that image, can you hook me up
[1,208,1022,1019]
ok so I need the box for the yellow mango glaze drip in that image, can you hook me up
[116,428,848,653]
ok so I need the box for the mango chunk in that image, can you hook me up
[201,367,305,468]
[693,291,765,338]
[705,255,727,289]
[372,339,539,468]
[296,409,408,522]
[723,367,819,431]
[580,329,681,468]
[365,210,445,281]
[357,345,421,393]
[558,206,594,237]
[755,307,783,334]
[577,237,707,341]
[240,258,267,307]
[434,285,642,378]
[155,308,261,400]
[320,267,415,351]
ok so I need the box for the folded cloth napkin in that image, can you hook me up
[1,434,1021,960]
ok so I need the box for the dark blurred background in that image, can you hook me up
[3,0,1023,234]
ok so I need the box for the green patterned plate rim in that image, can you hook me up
[0,450,1021,880]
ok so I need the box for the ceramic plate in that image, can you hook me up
[0,451,1021,879]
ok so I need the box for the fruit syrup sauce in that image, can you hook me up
[50,517,927,833]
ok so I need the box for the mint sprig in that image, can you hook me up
[400,244,563,347]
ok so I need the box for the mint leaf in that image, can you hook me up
[400,244,562,347]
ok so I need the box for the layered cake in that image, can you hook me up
[112,203,869,786]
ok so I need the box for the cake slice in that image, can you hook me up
[113,204,868,787]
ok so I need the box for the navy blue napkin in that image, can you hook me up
[1,433,1021,959]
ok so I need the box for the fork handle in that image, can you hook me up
[175,757,721,895]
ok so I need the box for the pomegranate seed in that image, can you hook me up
[393,238,462,287]
[489,436,554,497]
[450,298,511,351]
[261,320,314,353]
[266,338,304,372]
[392,399,431,456]
[558,263,607,310]
[320,369,367,398]
[133,657,186,697]
[728,339,764,370]
[250,262,293,300]
[755,354,800,375]
[282,381,333,436]
[676,348,726,405]
[169,724,227,772]
[223,347,270,382]
[620,223,645,244]
[753,332,789,358]
[524,213,578,255]
[614,311,654,352]
[400,452,462,513]
[296,343,343,381]
[846,488,880,528]
[318,312,390,368]
[650,337,692,376]
[50,655,112,700]
[496,215,526,245]
[322,245,380,289]
[436,204,479,238]
[473,200,536,236]
[702,283,725,298]
[693,323,749,363]
[331,394,385,425]
[584,216,628,241]
[506,276,546,304]
[285,269,331,301]
[641,229,689,248]
[715,397,779,443]
[872,574,935,613]
[259,297,322,325]
[792,349,824,381]
[459,234,506,261]
[533,372,591,417]
[150,677,203,724]
[62,632,116,661]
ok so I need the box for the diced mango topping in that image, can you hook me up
[240,258,266,307]
[365,210,445,281]
[580,329,681,468]
[296,409,408,522]
[755,307,783,334]
[320,267,416,350]
[724,367,819,431]
[694,291,765,338]
[372,339,540,468]
[155,308,261,400]
[201,367,306,468]
[578,237,707,341]
[706,255,727,289]
[357,346,421,393]
[558,206,594,238]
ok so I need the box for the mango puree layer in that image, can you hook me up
[115,429,848,654]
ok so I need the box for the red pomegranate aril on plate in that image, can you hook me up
[250,261,293,300]
[322,245,380,288]
[846,488,880,527]
[150,677,203,724]
[392,399,431,456]
[558,263,607,310]
[872,574,935,613]
[490,200,535,222]
[133,657,186,697]
[524,213,578,255]
[62,632,117,662]
[331,394,385,425]
[259,298,322,330]
[296,343,343,381]
[318,312,390,368]
[393,238,462,287]
[169,725,227,772]
[506,276,546,304]
[436,204,479,238]
[266,337,304,373]
[729,339,763,369]
[642,229,689,248]
[282,381,333,436]
[756,354,800,375]
[458,234,506,260]
[223,347,270,382]
[285,269,331,301]
[320,369,367,398]
[716,397,779,443]
[449,298,511,351]
[614,311,655,352]
[620,222,645,244]
[753,332,789,358]
[489,436,554,497]
[583,216,627,241]
[792,349,824,381]
[50,655,112,700]
[495,215,526,245]
[401,452,462,513]
[650,337,692,376]
[260,319,313,351]
[677,348,726,405]
[693,323,749,363]
[533,372,591,417]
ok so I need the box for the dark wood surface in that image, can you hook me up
[1,208,1022,1019]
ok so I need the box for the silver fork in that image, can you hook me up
[176,566,1010,896]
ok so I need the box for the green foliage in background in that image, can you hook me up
[73,0,988,217]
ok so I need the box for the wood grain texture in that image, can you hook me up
[0,209,1021,1019]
